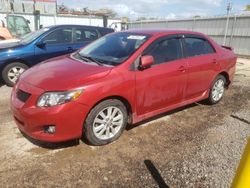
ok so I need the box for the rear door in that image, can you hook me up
[182,34,220,100]
[72,26,99,50]
[34,27,74,62]
[135,35,188,116]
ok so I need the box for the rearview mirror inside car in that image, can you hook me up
[139,55,154,70]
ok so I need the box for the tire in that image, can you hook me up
[2,62,29,87]
[84,99,128,146]
[207,75,226,105]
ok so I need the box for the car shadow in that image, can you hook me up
[144,159,170,188]
[126,103,198,131]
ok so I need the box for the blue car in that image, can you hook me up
[0,25,114,86]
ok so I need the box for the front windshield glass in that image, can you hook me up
[20,27,50,44]
[77,32,151,65]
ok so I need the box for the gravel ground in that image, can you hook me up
[0,58,250,187]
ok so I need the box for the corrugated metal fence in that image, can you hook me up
[127,15,250,57]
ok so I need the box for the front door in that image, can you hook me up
[34,27,74,63]
[135,36,187,116]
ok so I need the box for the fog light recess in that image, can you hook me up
[43,125,56,134]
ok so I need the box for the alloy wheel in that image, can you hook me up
[93,106,124,140]
[7,66,25,83]
[211,79,225,102]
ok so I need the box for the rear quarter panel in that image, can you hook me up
[217,47,237,84]
[205,35,237,85]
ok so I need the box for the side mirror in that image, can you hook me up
[36,41,46,48]
[139,55,154,70]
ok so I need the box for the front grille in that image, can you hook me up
[16,89,31,103]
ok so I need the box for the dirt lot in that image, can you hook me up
[0,58,250,188]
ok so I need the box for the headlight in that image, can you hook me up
[37,90,83,107]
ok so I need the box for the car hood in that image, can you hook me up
[20,55,113,91]
[0,40,22,49]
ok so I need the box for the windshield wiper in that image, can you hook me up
[77,53,103,66]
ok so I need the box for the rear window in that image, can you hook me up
[184,37,215,57]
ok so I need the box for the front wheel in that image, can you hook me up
[207,75,226,104]
[2,62,29,87]
[83,99,128,146]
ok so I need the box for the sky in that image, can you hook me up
[58,0,250,19]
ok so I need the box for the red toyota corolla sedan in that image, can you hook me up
[11,29,237,145]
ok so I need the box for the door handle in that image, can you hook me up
[67,47,73,51]
[178,66,186,72]
[212,59,218,64]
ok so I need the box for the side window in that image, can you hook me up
[143,38,182,65]
[75,28,98,43]
[184,37,215,57]
[43,28,73,45]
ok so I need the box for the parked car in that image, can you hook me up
[11,30,237,146]
[0,24,114,86]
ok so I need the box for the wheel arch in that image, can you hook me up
[1,59,31,74]
[1,59,31,86]
[218,71,230,87]
[3,59,31,68]
[91,95,133,123]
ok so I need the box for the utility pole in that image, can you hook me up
[223,2,232,45]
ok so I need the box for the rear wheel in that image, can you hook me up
[207,75,226,104]
[84,99,128,146]
[2,62,28,87]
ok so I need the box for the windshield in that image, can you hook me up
[77,32,151,65]
[20,27,50,44]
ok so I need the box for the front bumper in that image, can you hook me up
[11,81,90,142]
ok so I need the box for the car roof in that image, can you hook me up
[124,29,206,37]
[45,24,114,31]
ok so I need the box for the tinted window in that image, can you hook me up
[143,38,182,65]
[43,28,73,45]
[184,37,215,57]
[75,28,98,42]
